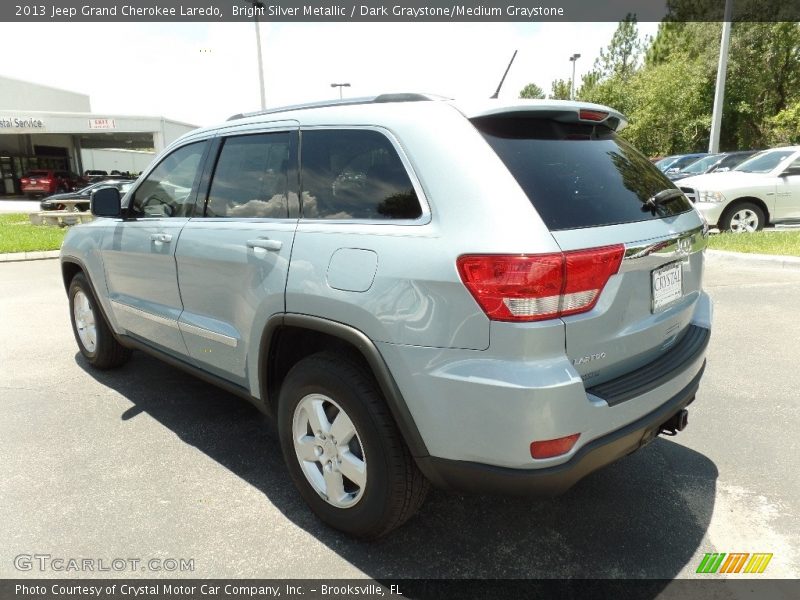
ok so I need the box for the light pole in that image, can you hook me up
[252,1,266,110]
[569,53,581,100]
[331,83,351,99]
[709,0,733,153]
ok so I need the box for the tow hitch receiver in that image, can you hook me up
[660,409,689,436]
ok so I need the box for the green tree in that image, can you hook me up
[577,16,646,115]
[765,102,800,145]
[595,14,644,81]
[549,79,571,100]
[519,83,545,99]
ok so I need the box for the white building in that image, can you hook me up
[0,75,197,195]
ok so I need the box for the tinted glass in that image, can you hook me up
[682,154,721,174]
[300,129,421,220]
[735,150,795,173]
[206,133,291,218]
[475,118,692,231]
[131,142,205,217]
[715,153,752,171]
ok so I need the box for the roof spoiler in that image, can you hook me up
[462,101,628,132]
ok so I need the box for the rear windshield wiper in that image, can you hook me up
[643,188,684,211]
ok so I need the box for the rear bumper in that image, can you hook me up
[416,362,704,496]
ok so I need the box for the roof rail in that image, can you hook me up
[226,93,448,121]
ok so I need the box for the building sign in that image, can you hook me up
[89,118,116,130]
[0,116,45,129]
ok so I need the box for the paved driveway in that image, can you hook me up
[0,256,797,582]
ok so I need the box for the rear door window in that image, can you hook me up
[206,132,292,218]
[474,117,692,231]
[300,129,422,220]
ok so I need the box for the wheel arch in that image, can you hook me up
[722,196,771,226]
[258,314,430,458]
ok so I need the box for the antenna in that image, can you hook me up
[490,50,518,99]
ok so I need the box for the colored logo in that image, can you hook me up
[696,553,773,574]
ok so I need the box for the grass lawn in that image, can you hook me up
[707,230,800,257]
[0,213,67,253]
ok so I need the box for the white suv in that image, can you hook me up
[679,146,800,232]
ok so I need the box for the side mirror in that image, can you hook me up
[91,187,122,217]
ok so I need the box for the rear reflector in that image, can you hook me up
[531,433,581,459]
[579,109,609,122]
[457,245,623,322]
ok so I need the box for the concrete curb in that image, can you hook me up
[0,250,60,263]
[706,249,800,270]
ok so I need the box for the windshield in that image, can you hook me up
[682,154,720,174]
[734,150,795,173]
[655,156,679,170]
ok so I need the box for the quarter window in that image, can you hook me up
[206,133,292,218]
[300,129,421,220]
[131,141,206,218]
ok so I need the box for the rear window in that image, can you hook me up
[474,118,693,231]
[25,170,49,177]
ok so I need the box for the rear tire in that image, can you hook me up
[68,272,131,369]
[719,202,765,233]
[277,352,428,539]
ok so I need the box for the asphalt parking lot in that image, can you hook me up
[1,256,798,582]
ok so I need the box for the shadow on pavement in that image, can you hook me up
[77,350,717,584]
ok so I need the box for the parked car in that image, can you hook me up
[667,151,760,181]
[655,153,708,173]
[61,95,712,538]
[20,170,79,198]
[40,180,135,212]
[83,170,109,184]
[679,146,800,232]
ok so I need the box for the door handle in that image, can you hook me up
[150,233,172,243]
[246,238,282,251]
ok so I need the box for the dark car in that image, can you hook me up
[666,150,760,181]
[83,170,109,184]
[40,180,135,211]
[20,170,80,198]
[655,153,708,173]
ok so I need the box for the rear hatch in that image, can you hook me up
[21,170,51,190]
[471,109,706,386]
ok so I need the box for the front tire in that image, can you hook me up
[68,272,131,369]
[277,352,428,539]
[719,201,765,233]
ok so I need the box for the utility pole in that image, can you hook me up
[252,1,266,110]
[569,53,581,100]
[709,0,733,153]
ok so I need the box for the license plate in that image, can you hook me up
[652,261,683,312]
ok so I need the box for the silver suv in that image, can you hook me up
[61,94,712,538]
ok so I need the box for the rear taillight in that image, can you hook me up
[39,178,51,185]
[456,245,624,322]
[20,178,29,185]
